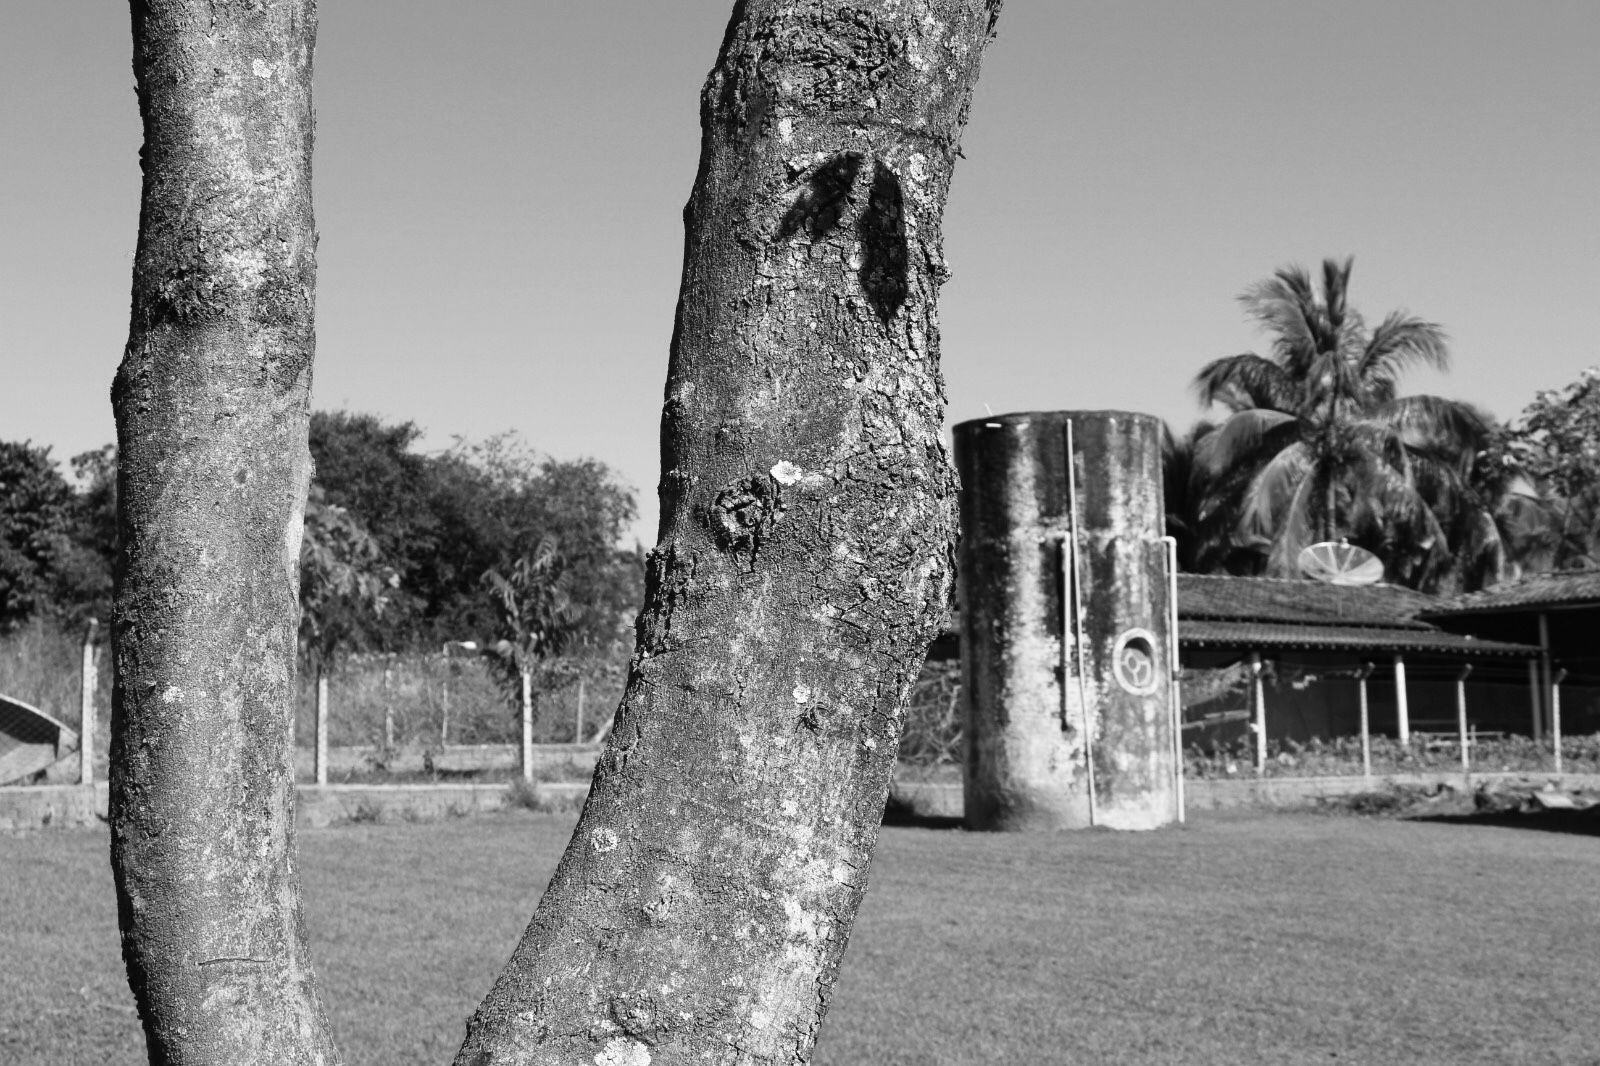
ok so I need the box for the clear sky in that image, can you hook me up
[3,2,1596,544]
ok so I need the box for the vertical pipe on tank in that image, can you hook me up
[1162,537,1185,824]
[956,411,1177,831]
[1064,418,1098,827]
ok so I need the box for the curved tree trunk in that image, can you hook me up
[110,3,335,1063]
[457,3,1001,1064]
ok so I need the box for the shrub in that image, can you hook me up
[505,777,546,812]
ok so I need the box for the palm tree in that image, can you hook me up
[1191,257,1506,592]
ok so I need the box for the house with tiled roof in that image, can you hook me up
[1173,574,1562,750]
[933,570,1589,751]
[1177,574,1536,659]
[1423,569,1600,724]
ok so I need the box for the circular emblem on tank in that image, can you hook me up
[1111,628,1161,695]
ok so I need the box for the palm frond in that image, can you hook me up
[1192,354,1295,413]
[1240,268,1320,374]
[1358,311,1450,389]
[1348,453,1455,589]
[1238,441,1311,544]
[1372,395,1489,467]
[1194,409,1298,476]
[1263,472,1320,577]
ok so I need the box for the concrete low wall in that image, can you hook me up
[292,743,602,779]
[295,782,590,827]
[11,771,1600,832]
[887,771,1600,823]
[0,781,591,831]
[0,782,109,830]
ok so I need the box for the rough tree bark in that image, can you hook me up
[109,2,334,1063]
[457,3,1002,1064]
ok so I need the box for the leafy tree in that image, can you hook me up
[481,536,578,764]
[1488,367,1600,571]
[69,444,118,582]
[0,440,112,629]
[307,413,642,649]
[444,435,639,648]
[1191,257,1505,591]
[298,485,395,670]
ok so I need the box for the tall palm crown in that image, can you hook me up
[1188,258,1504,592]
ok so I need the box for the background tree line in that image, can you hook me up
[2,410,644,673]
[7,265,1599,652]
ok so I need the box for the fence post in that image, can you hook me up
[79,618,98,787]
[576,676,586,744]
[382,656,395,752]
[440,645,450,747]
[315,665,329,786]
[520,669,534,783]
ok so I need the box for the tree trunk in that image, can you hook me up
[456,3,1001,1064]
[109,3,334,1063]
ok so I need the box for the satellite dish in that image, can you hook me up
[1298,541,1384,586]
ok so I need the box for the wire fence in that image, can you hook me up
[13,618,1591,782]
[295,651,629,751]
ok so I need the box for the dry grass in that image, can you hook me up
[3,811,1599,1065]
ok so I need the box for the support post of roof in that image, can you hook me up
[1539,612,1553,746]
[79,618,98,787]
[1552,667,1568,775]
[1456,663,1473,775]
[1393,654,1410,745]
[1250,651,1266,774]
[1357,662,1375,782]
[1527,658,1544,742]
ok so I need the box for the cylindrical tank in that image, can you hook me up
[954,410,1178,831]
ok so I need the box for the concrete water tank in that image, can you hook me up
[954,410,1180,830]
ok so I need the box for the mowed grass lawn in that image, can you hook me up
[4,809,1598,1065]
